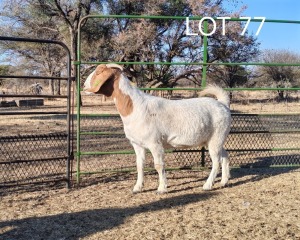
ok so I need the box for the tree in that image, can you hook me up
[0,0,103,95]
[0,1,68,94]
[32,0,103,74]
[255,49,300,99]
[209,65,249,87]
[1,40,67,94]
[29,82,43,95]
[88,0,259,88]
[0,0,259,91]
[204,12,260,88]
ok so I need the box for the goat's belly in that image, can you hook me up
[165,134,207,148]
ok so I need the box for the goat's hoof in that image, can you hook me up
[156,186,167,194]
[132,186,143,194]
[203,183,213,191]
[156,190,167,194]
[132,191,141,194]
[220,179,229,187]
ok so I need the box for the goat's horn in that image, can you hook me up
[106,63,123,71]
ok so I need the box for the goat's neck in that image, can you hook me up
[111,74,139,117]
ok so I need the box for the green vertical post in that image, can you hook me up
[202,20,208,88]
[76,28,82,184]
[76,64,81,184]
[201,20,208,166]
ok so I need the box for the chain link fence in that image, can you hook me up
[0,133,68,186]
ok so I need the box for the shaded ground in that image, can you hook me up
[1,168,300,240]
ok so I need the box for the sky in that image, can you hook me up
[232,0,300,53]
[0,0,299,57]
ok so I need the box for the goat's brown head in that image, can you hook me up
[83,64,123,97]
[83,64,133,116]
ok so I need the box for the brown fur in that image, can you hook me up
[88,65,133,117]
[89,65,114,93]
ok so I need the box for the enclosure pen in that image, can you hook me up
[75,15,300,184]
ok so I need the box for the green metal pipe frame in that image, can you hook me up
[78,164,300,176]
[80,87,300,91]
[77,14,300,24]
[76,15,300,182]
[74,61,300,67]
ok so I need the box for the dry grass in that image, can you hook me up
[1,168,300,239]
[0,99,68,136]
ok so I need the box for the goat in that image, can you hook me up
[83,64,231,193]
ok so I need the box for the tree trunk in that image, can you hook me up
[70,27,82,106]
[49,79,55,95]
[54,71,61,95]
[277,90,285,101]
[56,80,61,95]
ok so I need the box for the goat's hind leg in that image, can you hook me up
[132,142,146,193]
[203,146,221,191]
[149,144,167,194]
[220,148,230,187]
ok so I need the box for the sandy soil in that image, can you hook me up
[1,168,300,240]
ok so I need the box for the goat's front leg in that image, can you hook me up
[131,142,146,193]
[149,144,167,194]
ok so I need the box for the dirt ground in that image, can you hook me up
[1,168,300,240]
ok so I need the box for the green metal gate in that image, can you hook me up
[75,15,300,183]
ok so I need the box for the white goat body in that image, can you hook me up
[84,64,231,193]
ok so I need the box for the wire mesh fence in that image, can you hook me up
[0,133,68,185]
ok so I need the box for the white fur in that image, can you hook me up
[84,68,231,193]
[83,72,93,95]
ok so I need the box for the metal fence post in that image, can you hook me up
[201,20,208,88]
[200,20,208,167]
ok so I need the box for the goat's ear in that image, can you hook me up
[106,63,123,71]
[95,64,106,75]
[87,65,115,93]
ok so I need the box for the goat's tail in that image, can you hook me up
[199,84,230,107]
